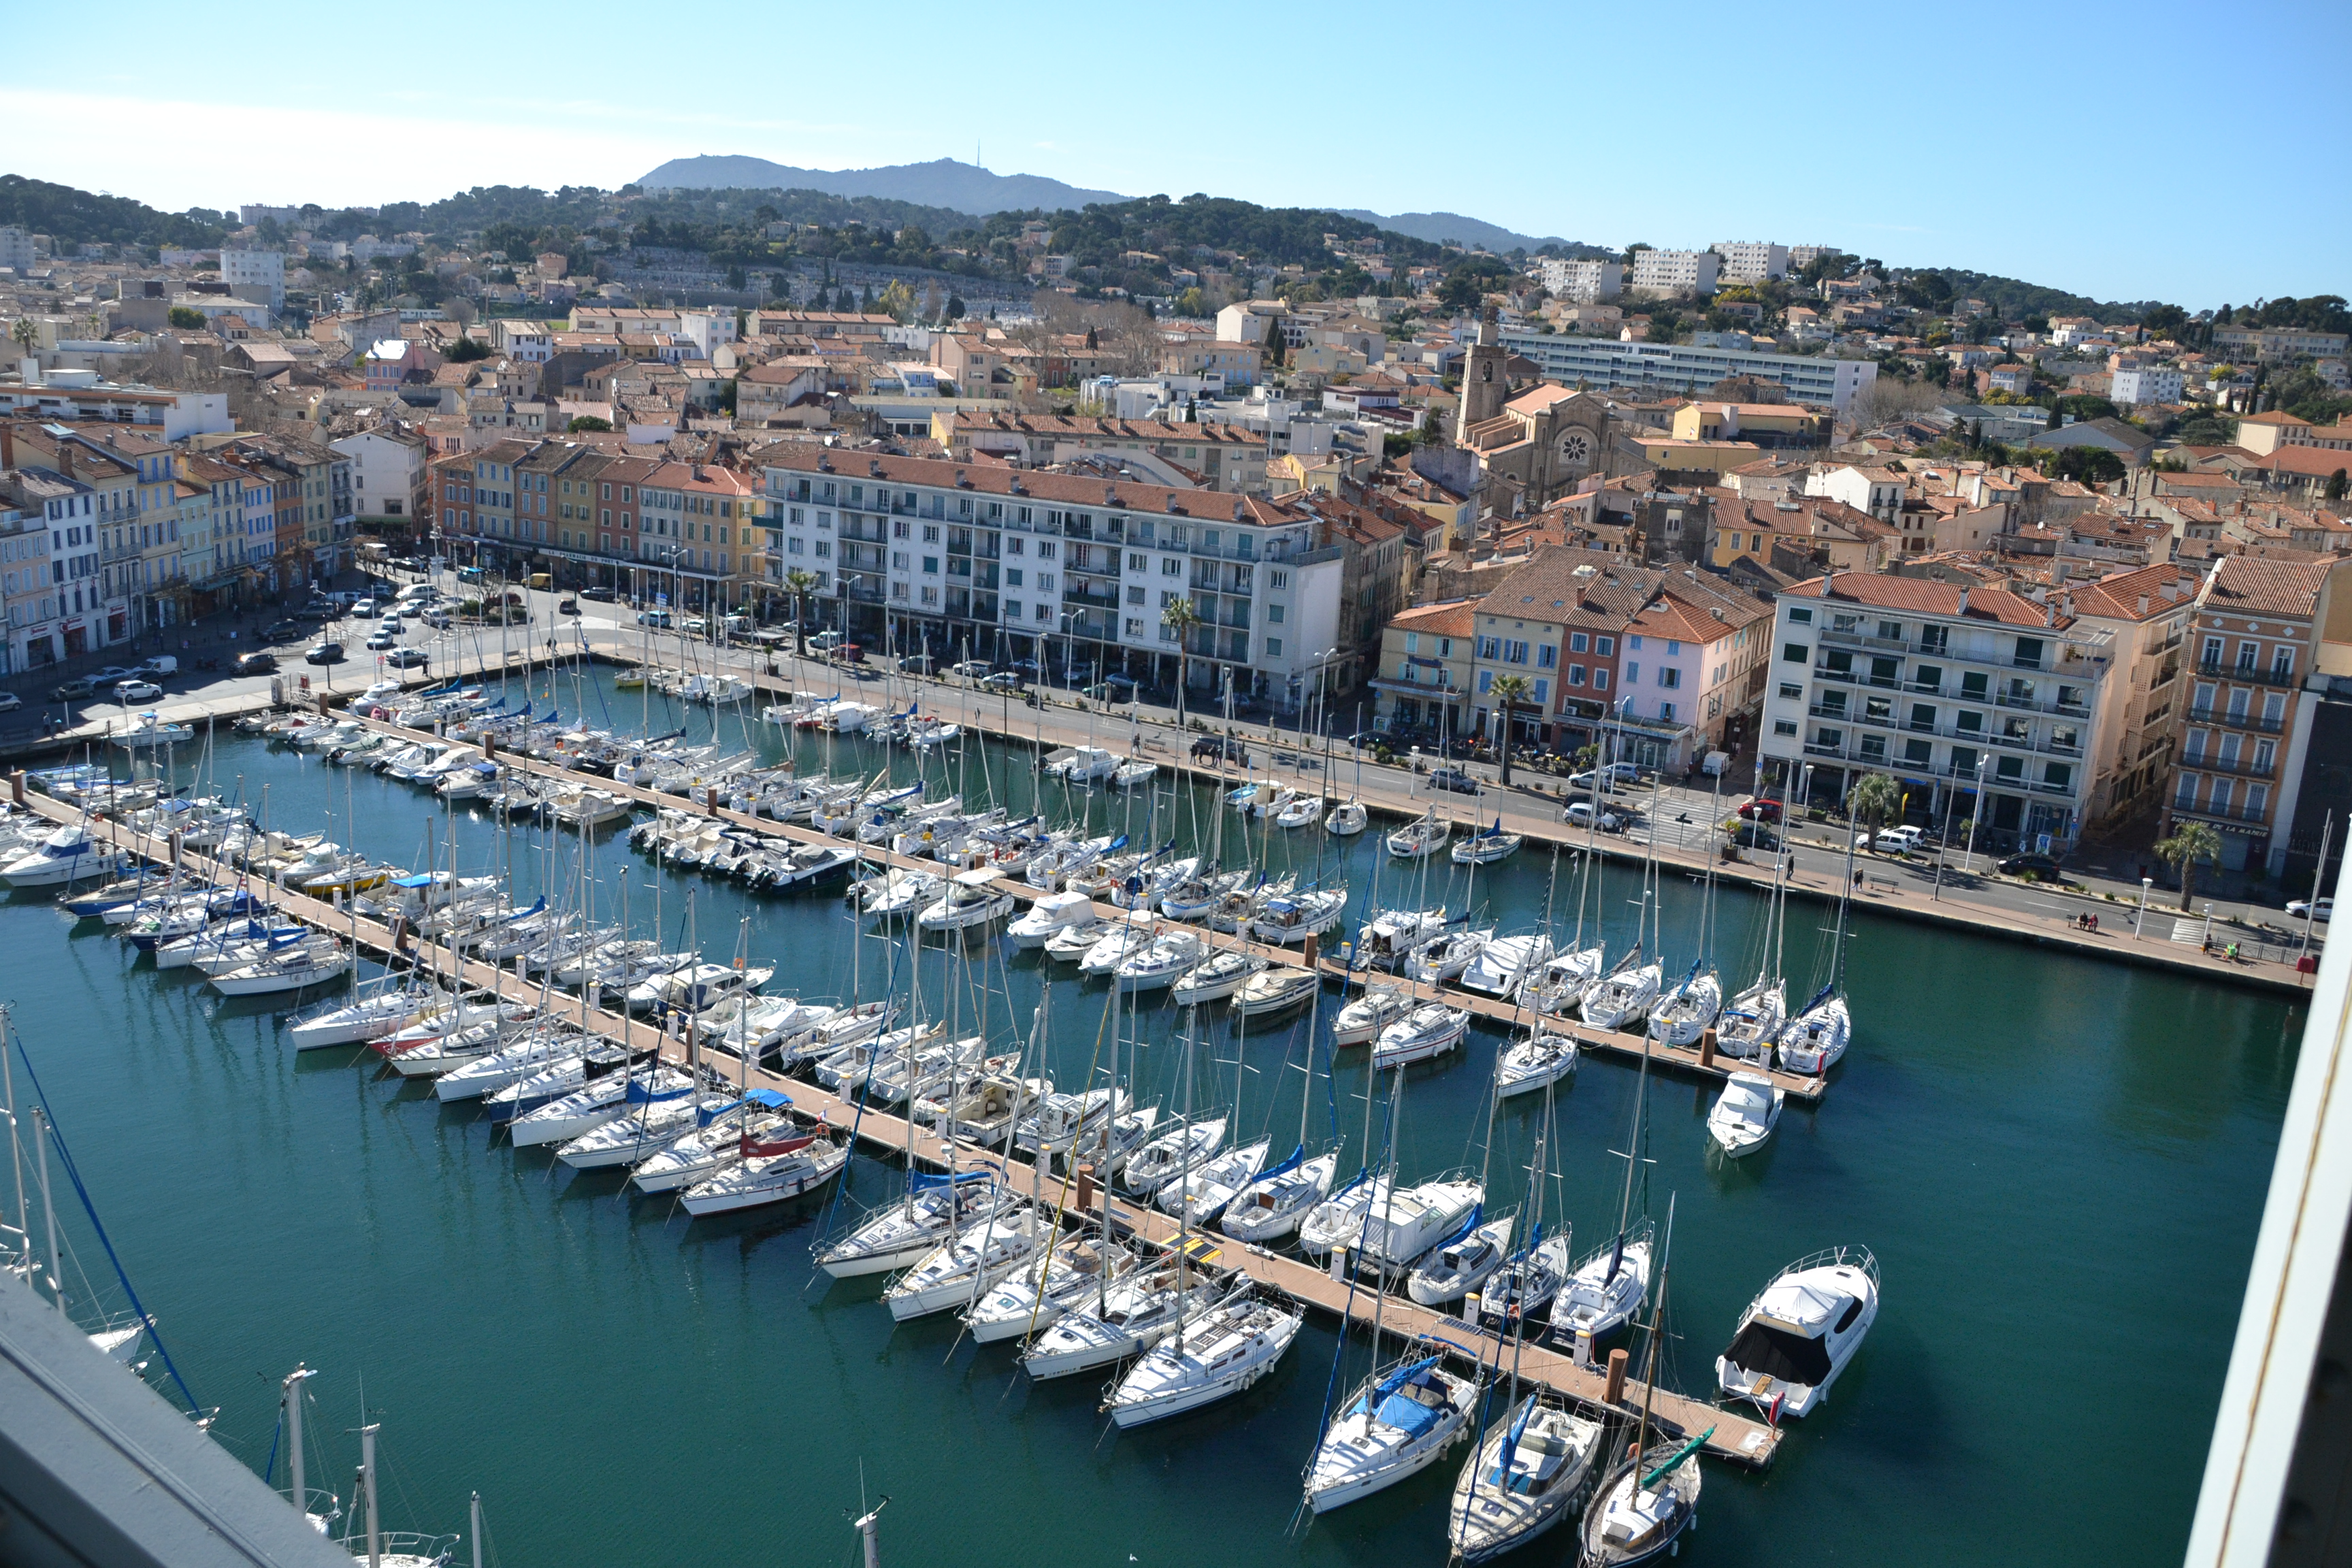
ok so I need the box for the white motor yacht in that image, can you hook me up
[1705,1070,1785,1158]
[1352,1177,1483,1275]
[1105,1289,1302,1428]
[1306,1355,1477,1513]
[0,823,129,887]
[1462,932,1554,998]
[1714,1245,1879,1419]
[1355,906,1450,970]
[1007,889,1095,948]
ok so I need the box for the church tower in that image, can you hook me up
[1454,306,1509,443]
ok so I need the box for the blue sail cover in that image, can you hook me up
[1801,981,1837,1015]
[625,1078,694,1104]
[1428,1202,1484,1255]
[911,1168,994,1190]
[1256,1145,1306,1186]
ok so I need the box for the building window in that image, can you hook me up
[1128,552,1147,571]
[921,586,938,606]
[1569,666,1587,687]
[1476,636,1501,659]
[1569,632,1588,653]
[1625,662,1640,683]
[1629,634,1644,651]
[1592,670,1610,691]
[1475,670,1492,693]
[923,557,939,574]
[1595,637,1614,656]
[1005,568,1024,587]
[1659,702,1676,723]
[1126,617,1143,636]
[1659,668,1680,689]
[1774,718,1798,737]
[1265,637,1283,657]
[1537,644,1556,668]
[1503,640,1528,664]
[1783,642,1809,663]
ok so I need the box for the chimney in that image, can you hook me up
[1818,570,1834,598]
[2136,593,2150,616]
[1957,586,1971,615]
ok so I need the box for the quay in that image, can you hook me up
[10,783,1782,1469]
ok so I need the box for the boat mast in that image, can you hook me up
[1,1009,29,1262]
[1627,1193,1676,1472]
[359,1422,382,1568]
[281,1365,312,1517]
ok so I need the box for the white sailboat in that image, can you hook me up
[1105,1286,1303,1428]
[1447,1393,1604,1564]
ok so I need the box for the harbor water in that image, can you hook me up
[5,672,2302,1565]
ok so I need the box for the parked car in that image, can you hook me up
[384,647,430,669]
[1191,735,1249,765]
[2287,896,2333,923]
[636,609,672,628]
[949,659,992,681]
[305,641,346,666]
[1564,800,1626,832]
[135,655,178,678]
[378,615,404,634]
[1427,766,1482,796]
[365,629,397,651]
[896,653,935,675]
[1872,826,1925,855]
[1737,797,1783,822]
[49,677,94,700]
[349,600,379,619]
[1731,822,1782,851]
[0,693,20,713]
[91,666,138,687]
[1567,769,1624,796]
[112,679,163,702]
[420,608,453,630]
[578,586,617,603]
[1999,851,2062,879]
[295,602,336,622]
[683,615,709,635]
[557,599,581,616]
[234,651,278,674]
[979,671,1024,692]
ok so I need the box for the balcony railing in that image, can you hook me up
[2200,656,2298,689]
[2178,751,2281,779]
[2187,705,2285,734]
[1062,589,1120,612]
[2173,799,2272,826]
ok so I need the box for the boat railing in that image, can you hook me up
[1776,1242,1879,1289]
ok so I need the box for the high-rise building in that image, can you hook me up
[1628,248,1720,297]
[219,250,286,314]
[1712,241,1790,284]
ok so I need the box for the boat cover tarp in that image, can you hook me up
[1721,1319,1832,1386]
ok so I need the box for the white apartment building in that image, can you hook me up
[2111,367,2185,406]
[493,321,553,363]
[330,429,427,524]
[220,249,286,314]
[1536,259,1623,303]
[1760,572,2115,852]
[0,227,35,273]
[1712,242,1790,284]
[760,450,1345,704]
[1786,245,1839,270]
[1629,248,1721,297]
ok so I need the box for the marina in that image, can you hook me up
[0,667,2304,1567]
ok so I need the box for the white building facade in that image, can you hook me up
[1629,249,1721,297]
[1536,259,1623,302]
[1712,242,1790,284]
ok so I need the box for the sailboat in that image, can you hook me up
[1579,1200,1705,1567]
[1305,1352,1478,1513]
[1780,791,1857,1075]
[1105,1281,1303,1427]
[1326,740,1368,836]
[1384,808,1449,860]
[1551,1024,1661,1361]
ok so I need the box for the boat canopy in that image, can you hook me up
[911,1168,995,1191]
[1721,1318,1833,1386]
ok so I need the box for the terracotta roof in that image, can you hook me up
[2198,554,2336,619]
[1788,571,2066,627]
[1389,599,1475,638]
[2065,562,2198,621]
[1475,546,1663,628]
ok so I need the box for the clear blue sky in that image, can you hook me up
[7,0,2344,309]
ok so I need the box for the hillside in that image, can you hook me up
[1330,208,1603,257]
[638,156,1124,216]
[0,173,227,251]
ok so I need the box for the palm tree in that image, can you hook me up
[2156,822,2223,912]
[1846,772,1903,848]
[1488,674,1533,787]
[1160,595,1202,727]
[783,568,818,656]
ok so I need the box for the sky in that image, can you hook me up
[6,0,2345,310]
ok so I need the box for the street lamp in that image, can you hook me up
[2137,877,2153,939]
[1307,647,1339,740]
[1963,755,1990,872]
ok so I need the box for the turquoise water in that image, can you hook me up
[5,676,2301,1565]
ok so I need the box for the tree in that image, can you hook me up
[444,335,492,363]
[166,306,204,330]
[2155,822,2222,912]
[1847,772,1903,845]
[875,279,915,323]
[1488,674,1533,786]
[2328,468,2348,502]
[1160,596,1202,726]
[784,569,820,655]
[567,414,613,433]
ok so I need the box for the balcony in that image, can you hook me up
[2177,751,2281,779]
[2187,705,2285,734]
[2199,656,2299,689]
[2173,799,2272,827]
[1062,588,1121,612]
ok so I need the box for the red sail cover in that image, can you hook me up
[740,1130,818,1159]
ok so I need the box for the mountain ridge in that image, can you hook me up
[636,156,1124,215]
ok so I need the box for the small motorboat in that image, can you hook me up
[1714,1244,1879,1418]
[1705,1070,1785,1158]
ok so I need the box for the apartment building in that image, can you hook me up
[1617,578,1775,762]
[638,461,760,611]
[758,448,1350,706]
[1712,242,1790,284]
[2110,367,2183,407]
[1467,548,1658,755]
[0,428,135,643]
[1628,248,1721,297]
[939,413,1269,494]
[219,250,286,314]
[1371,600,1475,736]
[331,428,428,532]
[0,466,112,657]
[1535,259,1623,303]
[2063,562,2198,825]
[1494,329,1878,412]
[2211,326,2351,363]
[0,501,53,673]
[1761,572,2115,852]
[2165,554,2352,875]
